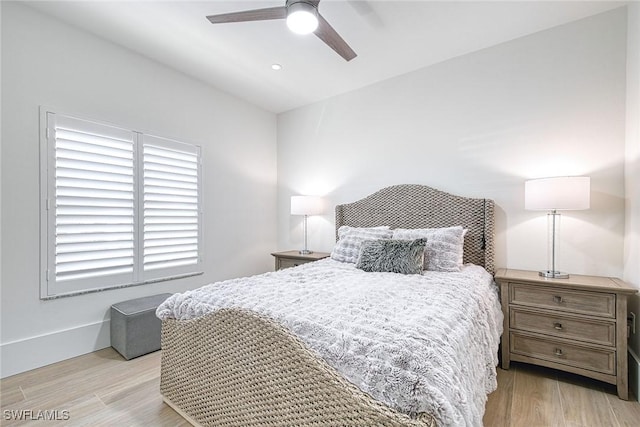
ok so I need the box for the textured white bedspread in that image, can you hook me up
[157,259,503,426]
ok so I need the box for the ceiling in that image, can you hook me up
[27,0,627,113]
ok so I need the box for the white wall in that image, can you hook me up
[0,2,277,377]
[624,2,640,401]
[278,8,627,279]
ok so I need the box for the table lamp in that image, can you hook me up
[291,195,323,254]
[525,176,590,279]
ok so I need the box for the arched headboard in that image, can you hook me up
[335,184,495,274]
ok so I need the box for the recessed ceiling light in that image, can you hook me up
[271,63,283,71]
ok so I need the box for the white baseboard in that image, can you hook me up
[630,348,640,402]
[0,320,111,378]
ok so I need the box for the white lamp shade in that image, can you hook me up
[291,195,323,216]
[525,176,590,211]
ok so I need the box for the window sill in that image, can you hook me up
[40,271,204,300]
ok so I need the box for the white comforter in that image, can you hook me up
[157,259,503,427]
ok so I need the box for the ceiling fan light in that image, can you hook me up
[286,2,318,35]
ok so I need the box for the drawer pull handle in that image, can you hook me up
[553,295,563,303]
[553,322,563,330]
[554,348,563,357]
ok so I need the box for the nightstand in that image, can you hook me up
[495,268,637,400]
[271,250,330,271]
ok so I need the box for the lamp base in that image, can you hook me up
[299,249,313,255]
[539,270,569,279]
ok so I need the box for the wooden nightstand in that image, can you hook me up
[271,251,330,271]
[495,268,637,400]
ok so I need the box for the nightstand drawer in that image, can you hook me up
[510,283,615,318]
[272,251,330,271]
[278,258,305,270]
[510,332,615,375]
[510,307,615,346]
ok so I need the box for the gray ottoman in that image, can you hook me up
[110,293,172,360]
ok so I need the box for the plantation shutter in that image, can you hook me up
[42,111,203,298]
[142,135,201,279]
[47,114,137,295]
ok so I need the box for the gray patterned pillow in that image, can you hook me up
[337,225,390,240]
[392,226,466,272]
[355,239,426,274]
[331,226,393,264]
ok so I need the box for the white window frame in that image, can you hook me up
[40,108,203,298]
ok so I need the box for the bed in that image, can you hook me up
[158,184,501,427]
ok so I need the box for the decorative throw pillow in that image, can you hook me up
[392,226,466,272]
[355,238,427,274]
[331,226,393,264]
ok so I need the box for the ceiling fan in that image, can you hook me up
[206,0,357,61]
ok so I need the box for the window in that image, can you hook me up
[40,110,202,298]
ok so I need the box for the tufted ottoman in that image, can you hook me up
[110,293,173,360]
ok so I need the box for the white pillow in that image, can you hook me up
[392,226,467,272]
[331,226,392,264]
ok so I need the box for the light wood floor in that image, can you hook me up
[1,348,639,426]
[484,363,640,427]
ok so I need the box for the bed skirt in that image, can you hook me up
[160,308,437,427]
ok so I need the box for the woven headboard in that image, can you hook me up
[335,184,495,274]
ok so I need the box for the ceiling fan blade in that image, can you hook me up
[314,14,357,61]
[207,7,287,24]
